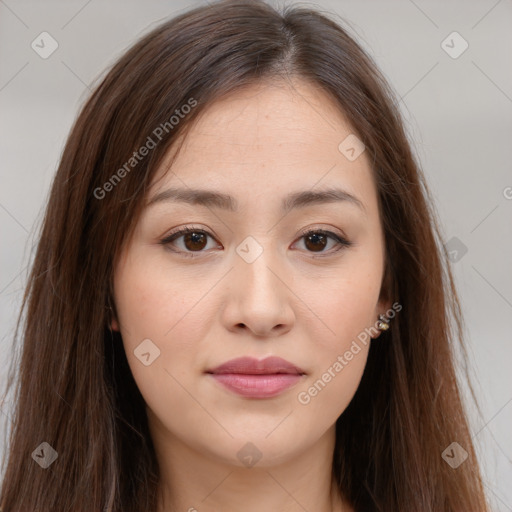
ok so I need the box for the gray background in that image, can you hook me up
[0,0,511,509]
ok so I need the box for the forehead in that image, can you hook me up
[149,78,377,215]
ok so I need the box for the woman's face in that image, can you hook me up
[112,78,390,468]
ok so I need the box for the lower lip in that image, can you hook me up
[209,373,302,398]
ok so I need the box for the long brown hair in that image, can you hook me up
[0,0,489,510]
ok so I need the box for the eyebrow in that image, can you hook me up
[146,186,366,215]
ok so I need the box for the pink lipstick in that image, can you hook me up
[206,356,305,398]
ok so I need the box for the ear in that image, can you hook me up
[107,289,120,332]
[108,299,120,332]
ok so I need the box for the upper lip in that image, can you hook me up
[207,356,306,375]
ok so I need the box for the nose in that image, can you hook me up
[221,247,295,338]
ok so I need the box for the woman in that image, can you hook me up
[0,0,490,510]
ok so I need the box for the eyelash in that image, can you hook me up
[159,225,353,259]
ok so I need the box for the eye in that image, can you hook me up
[159,225,219,257]
[159,226,352,258]
[292,228,352,257]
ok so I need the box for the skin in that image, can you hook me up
[112,78,391,512]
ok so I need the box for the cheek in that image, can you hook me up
[113,251,207,345]
[112,254,198,384]
[112,257,209,426]
[300,262,383,349]
[112,247,230,375]
[294,275,375,421]
[297,343,369,420]
[291,259,381,416]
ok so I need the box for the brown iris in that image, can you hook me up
[303,232,327,252]
[183,232,208,251]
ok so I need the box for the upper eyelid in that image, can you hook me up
[162,225,348,241]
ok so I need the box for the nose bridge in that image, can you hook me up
[226,233,293,335]
[235,234,282,302]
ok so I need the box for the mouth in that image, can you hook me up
[206,356,306,399]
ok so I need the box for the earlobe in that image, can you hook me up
[372,293,393,339]
[376,314,391,331]
[111,317,120,332]
[107,299,120,332]
[371,312,391,340]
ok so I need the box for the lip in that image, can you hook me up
[206,356,306,398]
